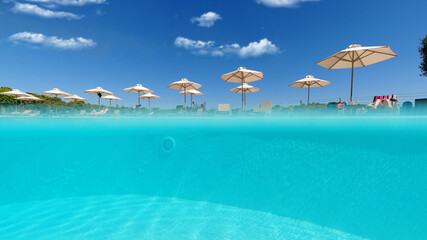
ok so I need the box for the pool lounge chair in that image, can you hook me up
[10,111,22,115]
[20,110,32,116]
[29,111,40,117]
[89,108,109,116]
[254,101,273,114]
[216,104,231,116]
[0,107,6,116]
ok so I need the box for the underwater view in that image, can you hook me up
[0,117,425,240]
[1,0,427,239]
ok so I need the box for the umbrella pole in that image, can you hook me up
[308,86,310,105]
[138,92,141,106]
[191,95,193,108]
[350,62,354,103]
[98,96,101,105]
[110,100,112,107]
[149,99,151,109]
[242,81,244,111]
[244,92,246,110]
[55,95,59,114]
[184,86,187,112]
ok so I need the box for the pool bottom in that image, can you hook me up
[0,195,367,240]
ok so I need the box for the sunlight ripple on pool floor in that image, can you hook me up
[0,195,367,240]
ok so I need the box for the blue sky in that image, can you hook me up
[0,0,426,108]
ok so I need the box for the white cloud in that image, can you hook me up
[9,32,97,50]
[174,36,281,58]
[12,2,82,19]
[256,0,319,8]
[24,0,106,6]
[239,38,281,57]
[191,12,222,28]
[174,36,215,51]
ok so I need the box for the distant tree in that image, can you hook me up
[0,87,15,104]
[420,35,427,77]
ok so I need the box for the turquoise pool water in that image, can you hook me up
[0,117,425,240]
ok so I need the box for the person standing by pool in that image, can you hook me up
[390,94,399,107]
[368,95,399,109]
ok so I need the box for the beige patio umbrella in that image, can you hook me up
[84,87,113,105]
[123,84,153,106]
[41,88,72,113]
[179,89,203,108]
[316,44,397,102]
[16,96,43,101]
[0,89,32,97]
[230,83,260,109]
[168,78,202,109]
[221,67,263,109]
[64,94,86,102]
[16,96,42,112]
[41,88,71,98]
[289,75,332,104]
[101,95,122,106]
[0,89,33,111]
[138,93,160,109]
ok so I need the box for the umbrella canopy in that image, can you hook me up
[138,93,160,109]
[124,84,153,106]
[41,88,71,97]
[101,95,122,107]
[230,83,260,109]
[316,44,397,102]
[84,87,113,105]
[180,90,203,108]
[64,94,86,102]
[169,78,202,109]
[123,84,153,93]
[289,75,332,104]
[290,75,332,88]
[138,93,160,99]
[179,90,203,96]
[221,67,264,83]
[0,89,32,97]
[168,78,202,91]
[16,96,43,101]
[221,67,263,109]
[230,83,260,93]
[101,95,122,101]
[85,87,113,96]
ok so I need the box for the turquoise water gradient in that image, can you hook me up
[0,117,426,240]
